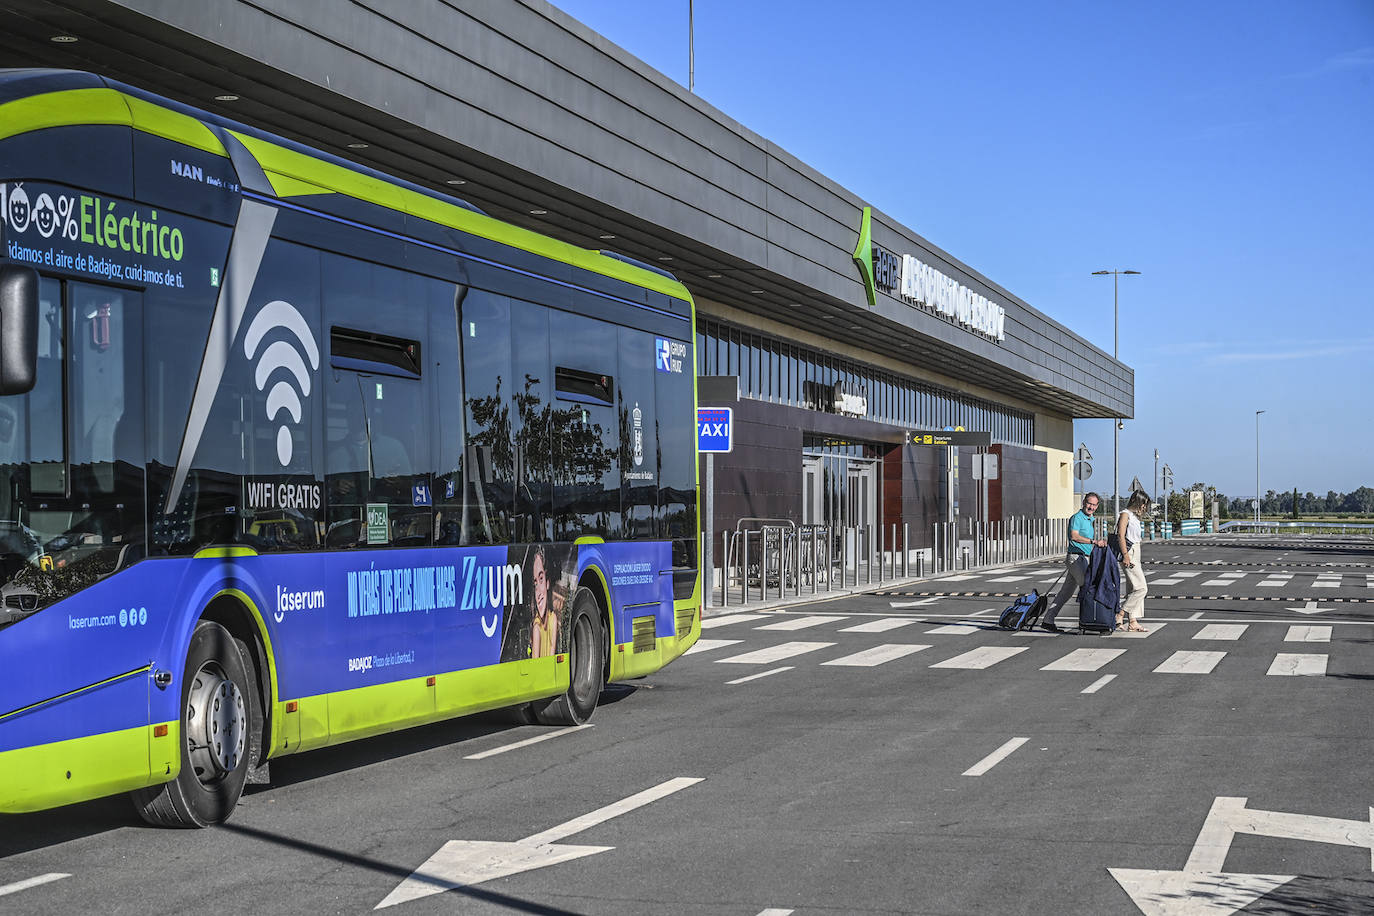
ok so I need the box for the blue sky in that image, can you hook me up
[549,0,1374,499]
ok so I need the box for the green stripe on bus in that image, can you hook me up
[224,130,693,301]
[0,722,174,814]
[0,88,227,156]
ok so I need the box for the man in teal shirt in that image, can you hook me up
[1042,492,1108,632]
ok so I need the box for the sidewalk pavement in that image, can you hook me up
[702,554,1066,618]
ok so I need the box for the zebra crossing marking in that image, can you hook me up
[1312,575,1341,589]
[840,617,917,633]
[1041,648,1126,672]
[702,614,767,629]
[1114,623,1166,639]
[1153,578,1184,586]
[1154,650,1226,674]
[755,615,846,632]
[1284,625,1331,643]
[685,638,743,656]
[726,666,793,685]
[1194,624,1248,641]
[1082,674,1117,694]
[988,575,1030,583]
[1257,575,1291,587]
[1266,653,1327,676]
[822,644,932,667]
[889,598,939,608]
[926,624,979,635]
[716,641,834,665]
[931,646,1028,669]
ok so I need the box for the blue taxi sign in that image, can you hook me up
[697,407,733,454]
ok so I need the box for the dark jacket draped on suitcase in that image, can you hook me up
[1078,545,1121,632]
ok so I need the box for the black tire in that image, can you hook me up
[132,620,255,827]
[531,587,604,726]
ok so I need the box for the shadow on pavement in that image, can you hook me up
[219,820,581,914]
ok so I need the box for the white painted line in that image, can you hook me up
[1312,578,1340,588]
[1152,577,1184,586]
[822,644,932,667]
[1257,579,1287,587]
[988,575,1029,583]
[520,777,704,847]
[931,646,1028,669]
[1194,624,1248,641]
[756,910,795,916]
[1114,622,1166,639]
[890,598,939,608]
[684,638,743,656]
[1285,625,1331,643]
[962,737,1028,776]
[1266,653,1327,676]
[1154,650,1226,674]
[465,725,593,760]
[1187,612,1205,621]
[1172,571,1201,578]
[925,624,979,635]
[839,617,916,633]
[755,614,846,631]
[0,874,70,899]
[1081,674,1117,694]
[1201,578,1235,586]
[940,574,979,581]
[716,641,834,664]
[1041,648,1126,672]
[702,613,766,629]
[966,607,999,617]
[726,666,793,685]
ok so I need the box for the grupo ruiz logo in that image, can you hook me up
[242,300,320,466]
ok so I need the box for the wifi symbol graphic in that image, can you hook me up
[243,300,320,467]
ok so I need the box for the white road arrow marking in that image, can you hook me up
[1288,601,1329,615]
[376,777,703,909]
[1111,796,1374,915]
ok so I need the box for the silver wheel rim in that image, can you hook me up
[185,661,247,784]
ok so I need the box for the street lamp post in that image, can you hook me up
[1255,410,1265,524]
[1093,269,1141,518]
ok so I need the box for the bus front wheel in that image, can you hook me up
[132,620,255,827]
[532,587,604,726]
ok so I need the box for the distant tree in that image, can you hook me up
[1326,490,1339,513]
[1343,487,1374,514]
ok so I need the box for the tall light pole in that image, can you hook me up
[688,0,695,92]
[1093,269,1141,517]
[1255,409,1265,524]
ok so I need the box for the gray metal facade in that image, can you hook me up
[1,0,1131,422]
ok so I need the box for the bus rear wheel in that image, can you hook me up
[531,587,604,726]
[132,620,255,827]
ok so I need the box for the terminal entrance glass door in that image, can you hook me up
[801,443,879,573]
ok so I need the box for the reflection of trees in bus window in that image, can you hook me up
[549,308,619,541]
[460,290,513,544]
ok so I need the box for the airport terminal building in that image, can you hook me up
[3,0,1133,554]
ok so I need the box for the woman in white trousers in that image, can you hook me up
[1115,490,1150,632]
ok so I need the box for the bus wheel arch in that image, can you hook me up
[576,568,613,684]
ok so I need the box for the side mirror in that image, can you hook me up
[0,265,39,395]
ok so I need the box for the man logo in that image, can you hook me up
[243,300,320,466]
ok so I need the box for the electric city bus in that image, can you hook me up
[0,69,701,827]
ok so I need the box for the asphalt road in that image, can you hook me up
[3,534,1372,914]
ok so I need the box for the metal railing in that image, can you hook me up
[1217,520,1374,535]
[705,515,1073,607]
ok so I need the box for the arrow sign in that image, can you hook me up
[1288,601,1329,615]
[376,777,702,909]
[1111,796,1374,915]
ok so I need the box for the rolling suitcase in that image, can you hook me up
[1078,545,1120,635]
